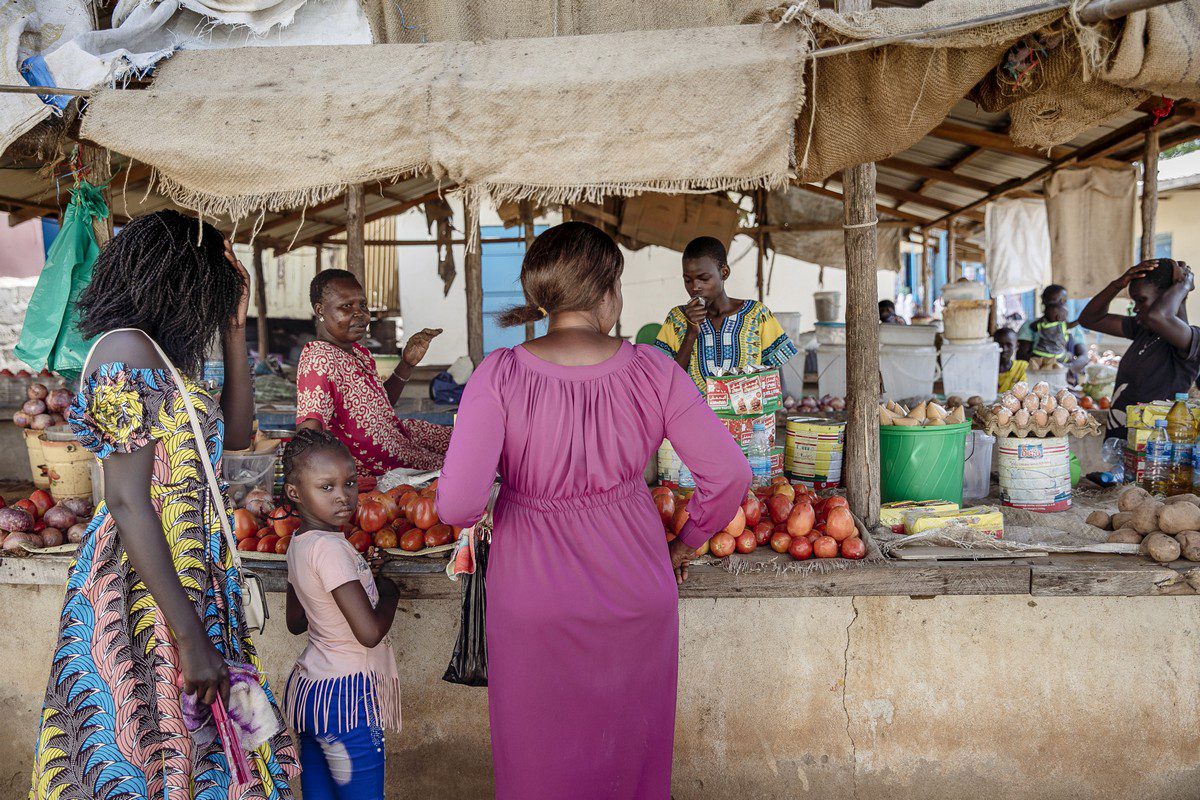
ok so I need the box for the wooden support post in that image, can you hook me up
[917,229,929,313]
[838,0,880,528]
[314,242,324,272]
[519,200,537,341]
[1141,129,1160,261]
[80,144,114,247]
[946,216,958,282]
[464,200,485,366]
[345,184,366,284]
[755,189,767,303]
[252,244,269,363]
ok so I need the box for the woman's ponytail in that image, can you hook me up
[498,303,546,328]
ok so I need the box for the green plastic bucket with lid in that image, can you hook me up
[879,421,972,505]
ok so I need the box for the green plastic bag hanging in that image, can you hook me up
[15,181,108,382]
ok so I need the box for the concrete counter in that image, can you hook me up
[0,553,1197,799]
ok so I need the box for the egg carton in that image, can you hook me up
[974,407,1101,439]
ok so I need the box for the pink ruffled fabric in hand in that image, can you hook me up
[180,662,281,753]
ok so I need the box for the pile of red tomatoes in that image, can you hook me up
[653,476,865,561]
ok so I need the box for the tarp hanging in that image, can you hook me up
[1045,166,1137,298]
[80,24,806,220]
[767,186,903,272]
[984,198,1051,296]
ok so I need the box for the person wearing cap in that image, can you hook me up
[654,237,797,392]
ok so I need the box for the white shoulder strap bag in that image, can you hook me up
[82,329,268,633]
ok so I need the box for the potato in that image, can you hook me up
[1130,500,1164,534]
[1107,529,1143,544]
[1175,531,1200,562]
[1142,532,1182,564]
[1118,486,1151,512]
[1086,510,1112,530]
[967,395,983,407]
[1157,501,1200,534]
[1164,493,1200,506]
[1111,511,1133,530]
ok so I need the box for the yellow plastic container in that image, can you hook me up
[23,428,50,490]
[38,437,94,499]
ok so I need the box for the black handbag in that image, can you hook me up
[443,528,490,686]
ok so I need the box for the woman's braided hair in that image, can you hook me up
[76,209,244,376]
[282,427,350,483]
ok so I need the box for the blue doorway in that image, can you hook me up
[482,224,549,354]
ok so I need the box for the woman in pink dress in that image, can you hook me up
[296,269,450,476]
[436,222,750,799]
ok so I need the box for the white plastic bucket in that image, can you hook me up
[814,291,842,322]
[940,341,1001,403]
[816,344,847,398]
[814,322,846,346]
[998,436,1072,512]
[879,323,938,347]
[879,344,938,401]
[963,430,995,499]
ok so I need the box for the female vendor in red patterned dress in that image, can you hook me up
[296,269,451,475]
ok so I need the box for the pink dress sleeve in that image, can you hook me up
[296,344,336,428]
[662,360,752,549]
[435,351,506,528]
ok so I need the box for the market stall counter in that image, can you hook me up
[1,546,1198,800]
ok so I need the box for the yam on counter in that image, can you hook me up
[1111,511,1134,530]
[1118,486,1151,512]
[1157,501,1200,535]
[1175,531,1200,562]
[1164,493,1200,506]
[1130,500,1164,534]
[1142,532,1182,564]
[1086,510,1112,531]
[1107,529,1143,544]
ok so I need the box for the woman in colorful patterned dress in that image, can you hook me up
[655,236,798,392]
[296,269,450,476]
[30,210,298,800]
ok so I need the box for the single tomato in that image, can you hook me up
[373,491,401,522]
[425,524,455,548]
[29,490,54,517]
[826,507,856,542]
[257,535,280,553]
[374,528,399,549]
[753,521,773,546]
[385,484,416,502]
[812,535,839,558]
[1098,397,1111,410]
[672,506,691,535]
[787,501,815,537]
[651,487,676,529]
[275,535,292,555]
[400,528,425,552]
[238,537,260,552]
[233,509,259,541]
[769,531,792,554]
[741,492,763,528]
[841,537,866,560]
[15,498,38,519]
[788,536,813,560]
[735,530,757,554]
[725,507,747,539]
[392,518,416,537]
[347,531,372,553]
[1079,395,1095,410]
[709,531,737,558]
[694,538,710,557]
[419,486,437,499]
[767,494,794,524]
[407,497,438,530]
[356,499,390,534]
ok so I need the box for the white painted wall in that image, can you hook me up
[394,201,899,365]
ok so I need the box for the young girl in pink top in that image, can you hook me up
[282,429,401,799]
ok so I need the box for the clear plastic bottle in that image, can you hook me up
[1144,419,1172,498]
[748,422,772,488]
[1167,392,1195,495]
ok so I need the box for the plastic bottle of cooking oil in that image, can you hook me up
[1167,393,1195,495]
[1144,420,1172,498]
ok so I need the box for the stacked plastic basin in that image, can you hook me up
[879,323,938,402]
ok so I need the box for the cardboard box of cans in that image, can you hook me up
[705,367,782,416]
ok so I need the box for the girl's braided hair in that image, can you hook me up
[282,428,350,482]
[76,209,245,376]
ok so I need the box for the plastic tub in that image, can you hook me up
[816,344,847,398]
[814,321,846,346]
[941,280,988,303]
[39,437,93,499]
[879,324,938,347]
[814,291,842,322]
[223,452,278,507]
[23,428,50,490]
[879,421,971,504]
[963,430,995,499]
[880,344,938,401]
[941,299,992,342]
[940,341,1000,403]
[998,436,1071,512]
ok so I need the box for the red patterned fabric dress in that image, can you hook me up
[296,341,452,475]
